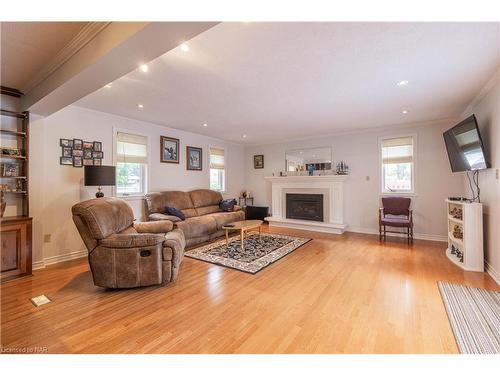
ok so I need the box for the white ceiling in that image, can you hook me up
[1,22,87,91]
[76,22,500,144]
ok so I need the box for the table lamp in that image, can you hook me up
[84,165,116,198]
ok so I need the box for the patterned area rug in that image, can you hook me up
[438,281,500,354]
[185,233,311,274]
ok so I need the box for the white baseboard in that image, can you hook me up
[347,227,447,242]
[32,249,88,270]
[485,261,500,286]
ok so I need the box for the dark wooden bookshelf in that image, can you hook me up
[1,105,31,282]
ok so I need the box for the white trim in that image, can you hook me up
[347,226,447,242]
[112,127,151,197]
[22,22,110,93]
[378,133,418,195]
[32,250,88,270]
[485,260,500,286]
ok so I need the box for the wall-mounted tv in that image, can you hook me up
[443,115,489,173]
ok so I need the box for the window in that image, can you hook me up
[381,136,415,194]
[116,132,148,196]
[209,147,225,192]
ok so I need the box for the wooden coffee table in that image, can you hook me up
[222,220,263,251]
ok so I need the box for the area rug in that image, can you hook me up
[185,233,311,274]
[438,281,500,354]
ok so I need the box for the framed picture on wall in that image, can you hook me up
[73,139,83,150]
[93,141,102,152]
[83,141,94,149]
[160,136,180,163]
[83,149,93,159]
[60,157,73,165]
[73,157,83,167]
[60,139,73,148]
[83,159,94,166]
[186,146,202,171]
[62,147,72,157]
[93,158,102,166]
[254,154,264,169]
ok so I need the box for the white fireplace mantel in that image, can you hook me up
[264,175,347,234]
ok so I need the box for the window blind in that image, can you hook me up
[117,132,148,164]
[381,137,413,164]
[209,147,225,169]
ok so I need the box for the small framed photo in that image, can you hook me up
[160,136,179,163]
[93,158,102,166]
[73,156,83,167]
[83,149,93,159]
[62,147,72,157]
[92,151,103,159]
[83,158,94,166]
[2,163,19,177]
[72,149,84,157]
[60,157,73,166]
[93,141,102,152]
[186,146,202,171]
[83,141,94,149]
[254,154,264,169]
[73,139,83,150]
[1,147,21,157]
[60,139,73,147]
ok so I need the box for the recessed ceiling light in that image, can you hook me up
[140,64,148,73]
[104,83,112,88]
[397,80,409,86]
[137,104,144,109]
[203,123,208,127]
[402,109,409,114]
[180,43,189,52]
[242,134,247,138]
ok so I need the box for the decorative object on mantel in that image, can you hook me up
[60,138,103,167]
[336,161,349,175]
[253,154,264,169]
[160,136,180,163]
[186,146,202,170]
[307,164,314,176]
[84,165,116,198]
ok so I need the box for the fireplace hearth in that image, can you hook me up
[286,193,323,222]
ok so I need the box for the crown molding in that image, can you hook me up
[22,22,111,94]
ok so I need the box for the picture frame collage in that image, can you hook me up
[60,139,103,167]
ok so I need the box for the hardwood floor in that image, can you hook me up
[1,226,498,354]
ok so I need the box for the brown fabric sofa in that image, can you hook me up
[145,189,245,247]
[72,197,185,288]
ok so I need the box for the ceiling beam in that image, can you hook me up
[22,22,219,116]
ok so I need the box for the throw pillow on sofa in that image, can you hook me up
[165,206,186,220]
[220,199,237,212]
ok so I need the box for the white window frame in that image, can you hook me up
[379,133,417,196]
[209,145,226,193]
[113,127,151,198]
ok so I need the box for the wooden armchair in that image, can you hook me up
[379,197,413,243]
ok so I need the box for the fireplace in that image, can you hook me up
[286,193,323,222]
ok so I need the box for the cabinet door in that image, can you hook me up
[1,223,27,280]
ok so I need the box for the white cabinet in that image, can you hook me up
[445,199,483,272]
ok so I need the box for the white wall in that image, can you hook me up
[244,120,466,240]
[461,70,500,283]
[29,105,245,265]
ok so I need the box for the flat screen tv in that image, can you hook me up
[443,115,489,172]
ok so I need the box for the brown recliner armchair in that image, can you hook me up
[72,197,185,288]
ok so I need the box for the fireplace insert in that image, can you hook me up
[286,193,323,222]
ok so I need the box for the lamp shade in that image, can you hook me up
[84,166,116,187]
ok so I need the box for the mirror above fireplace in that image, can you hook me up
[285,147,332,172]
